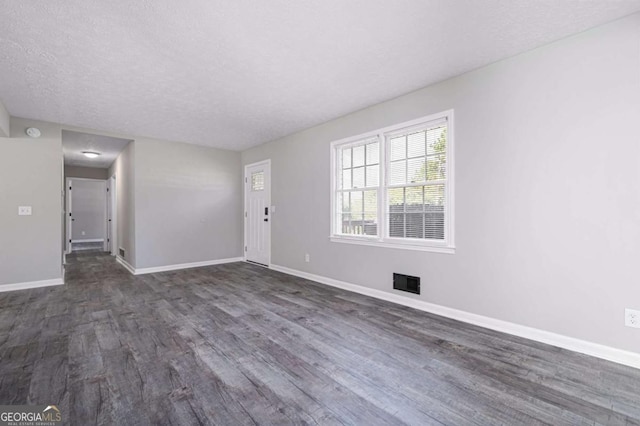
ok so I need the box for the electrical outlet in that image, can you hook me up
[625,309,640,328]
[18,206,32,216]
[304,253,310,262]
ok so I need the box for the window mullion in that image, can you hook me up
[380,133,387,241]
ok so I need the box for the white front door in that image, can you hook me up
[245,160,271,266]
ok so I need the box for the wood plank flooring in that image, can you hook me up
[1,251,640,425]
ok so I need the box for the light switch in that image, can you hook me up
[18,206,32,216]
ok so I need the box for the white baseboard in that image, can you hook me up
[72,239,104,243]
[117,256,243,275]
[270,264,640,370]
[0,278,64,293]
[116,255,136,275]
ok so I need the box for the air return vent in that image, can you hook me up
[393,273,420,295]
[119,248,125,258]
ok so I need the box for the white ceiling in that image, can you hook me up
[62,130,131,168]
[2,1,640,151]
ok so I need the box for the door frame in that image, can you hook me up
[107,174,117,256]
[66,177,108,253]
[243,159,271,266]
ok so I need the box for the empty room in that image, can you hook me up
[1,1,640,424]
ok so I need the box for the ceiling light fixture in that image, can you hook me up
[25,127,41,138]
[82,151,101,159]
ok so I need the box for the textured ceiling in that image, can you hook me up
[62,130,131,168]
[2,1,640,151]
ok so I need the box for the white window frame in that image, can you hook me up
[330,110,455,254]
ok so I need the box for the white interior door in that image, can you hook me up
[66,178,73,253]
[245,160,271,266]
[109,175,117,256]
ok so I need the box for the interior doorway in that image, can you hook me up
[244,160,271,266]
[66,177,108,253]
[107,175,117,256]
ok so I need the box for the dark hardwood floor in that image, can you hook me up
[1,252,639,425]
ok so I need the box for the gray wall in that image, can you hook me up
[0,117,62,285]
[242,14,640,354]
[0,99,9,137]
[108,141,136,265]
[135,138,243,269]
[70,179,106,241]
[65,165,108,180]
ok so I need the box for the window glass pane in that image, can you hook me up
[424,184,445,206]
[405,186,423,212]
[407,157,426,183]
[389,213,405,237]
[352,167,365,188]
[406,213,424,239]
[364,190,377,212]
[366,142,379,165]
[386,185,445,240]
[353,145,365,167]
[342,147,352,169]
[366,165,379,187]
[351,191,363,216]
[251,171,264,191]
[427,126,446,155]
[341,192,350,212]
[340,213,351,234]
[389,160,406,185]
[425,213,445,240]
[425,184,445,240]
[352,217,364,235]
[426,154,446,180]
[407,131,426,158]
[390,136,406,161]
[388,187,404,212]
[342,169,352,189]
[363,190,378,236]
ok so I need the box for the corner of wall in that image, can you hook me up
[0,117,63,285]
[0,98,10,138]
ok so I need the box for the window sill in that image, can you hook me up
[329,235,455,254]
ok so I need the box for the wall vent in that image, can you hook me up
[393,273,420,295]
[119,248,125,258]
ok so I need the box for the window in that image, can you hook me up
[251,171,264,191]
[330,110,454,253]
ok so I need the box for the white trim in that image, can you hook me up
[66,177,72,253]
[244,159,272,267]
[330,110,455,252]
[65,177,106,182]
[117,256,243,275]
[66,177,109,253]
[116,255,136,275]
[270,264,640,370]
[108,175,117,256]
[0,278,64,293]
[329,235,455,254]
